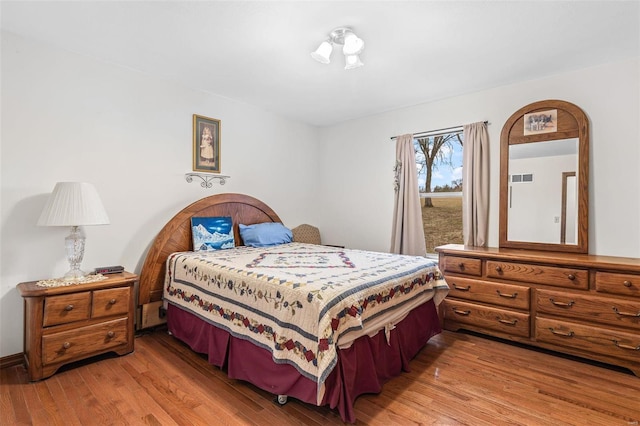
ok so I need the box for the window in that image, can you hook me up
[414,130,464,255]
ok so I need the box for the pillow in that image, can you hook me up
[239,222,293,247]
[191,217,235,251]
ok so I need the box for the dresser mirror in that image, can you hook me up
[499,99,589,253]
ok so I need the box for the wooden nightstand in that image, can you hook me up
[17,272,137,381]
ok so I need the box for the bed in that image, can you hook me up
[138,193,449,423]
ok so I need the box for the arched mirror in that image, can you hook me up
[499,99,589,253]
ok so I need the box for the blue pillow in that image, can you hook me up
[239,222,293,247]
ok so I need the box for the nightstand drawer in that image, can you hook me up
[445,276,530,310]
[92,287,130,318]
[441,256,482,276]
[43,292,91,326]
[42,318,128,365]
[596,271,640,298]
[442,299,530,337]
[487,261,588,290]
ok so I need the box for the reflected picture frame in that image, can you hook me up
[193,114,221,173]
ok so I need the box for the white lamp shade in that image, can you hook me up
[311,41,332,64]
[344,54,364,70]
[343,33,364,55]
[38,182,110,226]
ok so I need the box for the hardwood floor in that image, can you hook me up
[2,329,639,425]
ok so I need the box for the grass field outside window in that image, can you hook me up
[422,196,463,254]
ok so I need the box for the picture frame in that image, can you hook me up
[524,109,557,135]
[193,114,221,173]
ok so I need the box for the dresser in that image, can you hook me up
[436,244,640,376]
[17,272,137,381]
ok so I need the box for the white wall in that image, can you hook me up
[317,58,640,258]
[0,33,320,357]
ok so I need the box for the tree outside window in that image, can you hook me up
[414,131,464,254]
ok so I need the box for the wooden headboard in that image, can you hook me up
[137,193,282,328]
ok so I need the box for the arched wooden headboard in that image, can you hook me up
[138,193,282,328]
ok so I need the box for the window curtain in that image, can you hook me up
[462,122,490,246]
[390,134,427,256]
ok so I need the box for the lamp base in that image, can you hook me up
[63,267,88,280]
[65,226,87,280]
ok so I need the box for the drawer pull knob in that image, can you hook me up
[549,328,574,337]
[612,307,640,317]
[457,263,465,270]
[107,331,115,338]
[496,290,518,299]
[452,309,471,316]
[452,284,471,292]
[567,274,576,281]
[623,280,633,288]
[612,340,640,351]
[495,266,503,273]
[62,342,71,349]
[549,298,574,308]
[109,299,117,305]
[498,318,518,326]
[64,304,74,311]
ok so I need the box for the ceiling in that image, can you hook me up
[1,1,638,127]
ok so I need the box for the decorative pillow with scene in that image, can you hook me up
[191,217,235,251]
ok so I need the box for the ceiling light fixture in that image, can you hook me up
[311,27,364,70]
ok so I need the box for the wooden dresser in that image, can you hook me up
[436,244,640,376]
[17,272,137,381]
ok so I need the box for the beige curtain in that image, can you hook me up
[462,122,490,246]
[390,134,427,256]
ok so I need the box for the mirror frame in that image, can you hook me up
[499,99,589,253]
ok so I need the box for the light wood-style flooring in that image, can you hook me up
[2,329,639,425]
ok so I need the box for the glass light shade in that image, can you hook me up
[38,182,110,280]
[342,33,364,55]
[311,41,332,64]
[344,54,364,70]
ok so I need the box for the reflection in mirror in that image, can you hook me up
[507,138,578,245]
[561,172,577,244]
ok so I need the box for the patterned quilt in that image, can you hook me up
[164,243,449,401]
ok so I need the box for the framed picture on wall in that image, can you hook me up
[523,109,557,135]
[193,114,221,173]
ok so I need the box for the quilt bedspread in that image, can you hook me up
[164,243,449,400]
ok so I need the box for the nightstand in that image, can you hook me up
[17,271,137,381]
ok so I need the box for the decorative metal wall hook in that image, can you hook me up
[185,173,230,188]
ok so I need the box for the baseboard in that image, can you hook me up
[0,353,24,369]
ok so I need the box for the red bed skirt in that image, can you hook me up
[167,298,441,423]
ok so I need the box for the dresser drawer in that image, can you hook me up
[486,260,588,290]
[442,256,482,276]
[92,287,130,318]
[596,271,640,298]
[42,318,128,365]
[445,276,530,310]
[43,292,91,326]
[536,317,640,364]
[442,299,530,337]
[536,289,640,330]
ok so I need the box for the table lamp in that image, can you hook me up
[37,182,110,279]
